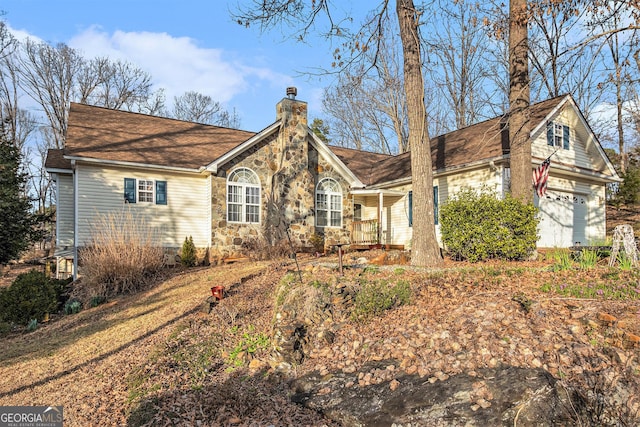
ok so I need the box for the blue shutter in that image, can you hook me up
[156,181,167,205]
[124,178,136,203]
[433,186,439,225]
[408,191,413,227]
[563,125,570,150]
[546,122,554,146]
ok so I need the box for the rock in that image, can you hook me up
[248,358,267,372]
[290,363,574,426]
[598,312,618,325]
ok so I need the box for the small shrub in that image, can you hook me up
[181,236,197,267]
[352,279,411,321]
[549,249,574,271]
[578,250,599,269]
[439,186,538,262]
[309,232,325,253]
[90,295,108,307]
[241,235,292,260]
[64,299,83,315]
[0,270,67,325]
[227,326,270,368]
[26,318,38,332]
[617,253,635,271]
[80,210,164,297]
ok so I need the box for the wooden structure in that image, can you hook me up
[609,224,638,267]
[350,219,379,249]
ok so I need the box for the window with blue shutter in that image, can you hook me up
[124,178,136,203]
[156,181,167,205]
[408,191,413,226]
[433,186,439,225]
[408,187,438,226]
[547,121,570,150]
[562,125,570,149]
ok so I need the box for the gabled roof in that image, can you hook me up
[63,102,256,171]
[50,95,607,187]
[44,148,72,171]
[330,95,570,186]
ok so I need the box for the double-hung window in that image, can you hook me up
[546,122,570,150]
[316,178,342,227]
[124,178,167,205]
[227,168,260,224]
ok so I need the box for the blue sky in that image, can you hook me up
[1,0,353,131]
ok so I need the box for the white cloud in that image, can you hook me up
[66,26,291,106]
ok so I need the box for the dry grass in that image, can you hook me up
[0,262,271,425]
[79,210,164,297]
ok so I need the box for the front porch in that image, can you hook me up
[348,189,409,250]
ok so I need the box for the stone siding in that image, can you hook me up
[209,98,353,260]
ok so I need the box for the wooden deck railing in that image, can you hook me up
[350,219,379,246]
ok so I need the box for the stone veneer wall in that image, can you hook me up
[313,147,353,250]
[209,97,353,261]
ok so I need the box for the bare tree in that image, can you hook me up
[233,0,443,266]
[16,39,82,149]
[322,39,409,155]
[0,24,37,154]
[528,1,587,99]
[172,90,241,127]
[423,0,497,129]
[77,57,153,111]
[137,88,168,116]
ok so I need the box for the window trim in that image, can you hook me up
[315,178,342,228]
[546,121,570,150]
[138,179,154,203]
[226,167,261,224]
[124,178,167,205]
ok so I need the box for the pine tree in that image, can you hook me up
[0,121,38,265]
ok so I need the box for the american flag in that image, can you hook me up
[533,158,551,197]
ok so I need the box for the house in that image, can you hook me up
[45,89,620,278]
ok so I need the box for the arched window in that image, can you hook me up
[227,168,260,224]
[316,178,342,227]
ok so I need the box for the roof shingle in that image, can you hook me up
[64,103,256,170]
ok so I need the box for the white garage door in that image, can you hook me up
[536,191,588,248]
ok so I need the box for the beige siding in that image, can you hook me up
[531,104,610,174]
[436,167,502,202]
[75,163,211,248]
[379,167,506,248]
[56,173,75,247]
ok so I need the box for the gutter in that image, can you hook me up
[63,155,208,174]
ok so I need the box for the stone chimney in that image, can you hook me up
[276,87,308,126]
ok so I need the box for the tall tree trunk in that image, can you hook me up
[508,0,532,202]
[397,0,443,267]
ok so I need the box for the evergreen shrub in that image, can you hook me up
[181,236,197,267]
[0,269,68,325]
[439,186,539,262]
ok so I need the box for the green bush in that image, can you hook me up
[64,299,83,315]
[439,187,539,262]
[0,270,68,325]
[90,295,108,307]
[612,166,640,207]
[352,279,411,321]
[181,236,197,267]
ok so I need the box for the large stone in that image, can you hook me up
[291,363,574,426]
